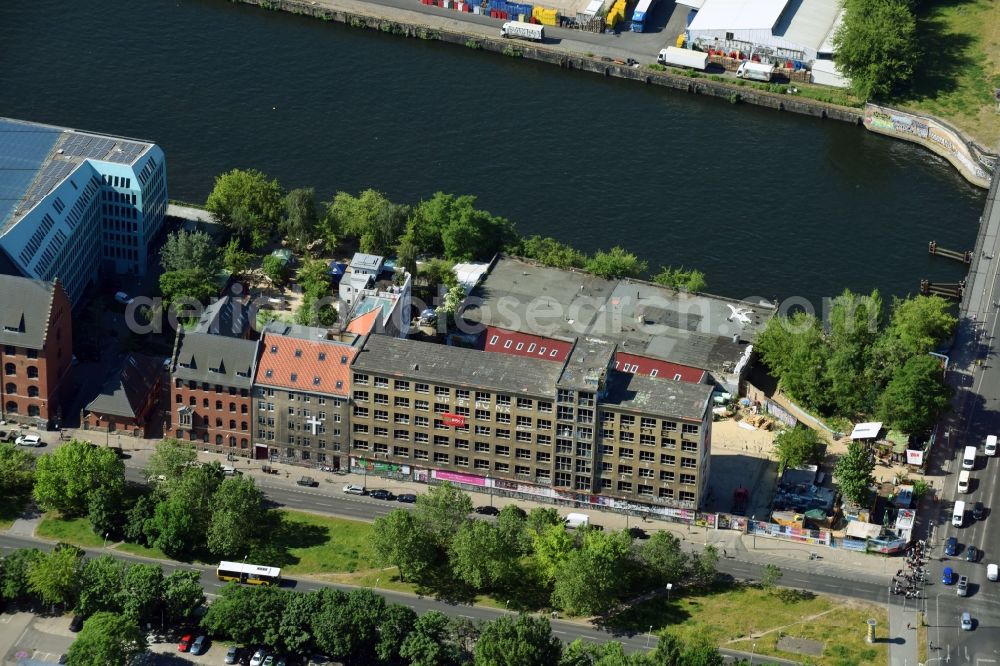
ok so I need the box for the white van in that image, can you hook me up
[962,445,977,470]
[986,435,997,457]
[988,563,998,581]
[958,470,971,493]
[565,513,590,529]
[953,500,966,527]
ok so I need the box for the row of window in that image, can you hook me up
[4,384,40,397]
[3,364,40,378]
[175,395,249,412]
[3,401,42,417]
[2,346,39,359]
[177,380,251,397]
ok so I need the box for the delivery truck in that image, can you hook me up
[565,513,590,529]
[500,21,545,42]
[656,47,708,71]
[736,61,775,82]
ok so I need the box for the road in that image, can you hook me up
[926,168,1000,661]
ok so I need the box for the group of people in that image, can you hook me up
[891,540,929,598]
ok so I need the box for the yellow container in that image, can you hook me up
[676,32,685,47]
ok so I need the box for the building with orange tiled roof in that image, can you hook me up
[253,323,359,469]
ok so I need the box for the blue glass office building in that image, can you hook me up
[0,117,167,306]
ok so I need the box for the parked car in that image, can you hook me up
[190,635,207,655]
[177,634,194,652]
[342,484,366,495]
[474,505,500,516]
[225,646,240,664]
[262,656,275,666]
[945,537,959,556]
[942,567,955,585]
[250,649,267,666]
[972,501,986,520]
[957,575,969,596]
[16,434,42,447]
[966,545,979,562]
[396,493,417,503]
[297,476,317,487]
[961,612,973,630]
[369,489,395,501]
[114,291,134,305]
[69,615,85,632]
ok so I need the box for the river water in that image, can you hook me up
[0,0,985,306]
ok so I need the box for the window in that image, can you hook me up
[661,454,675,466]
[353,424,369,434]
[515,431,531,443]
[393,446,409,457]
[516,397,533,410]
[415,432,429,444]
[536,434,550,446]
[639,468,654,478]
[661,437,677,449]
[475,391,490,403]
[662,421,678,432]
[680,491,696,503]
[620,415,635,427]
[475,425,491,437]
[374,377,389,388]
[496,428,510,440]
[415,383,429,394]
[496,394,511,406]
[537,419,551,431]
[433,452,449,464]
[537,401,552,413]
[660,470,675,482]
[640,434,656,447]
[27,386,39,398]
[414,449,429,460]
[26,349,38,359]
[641,417,656,429]
[434,386,449,398]
[680,474,696,485]
[659,487,675,499]
[455,389,469,400]
[557,406,574,421]
[374,410,389,422]
[415,400,429,411]
[617,481,633,493]
[395,380,410,391]
[496,412,511,424]
[682,441,698,452]
[682,423,700,435]
[495,445,510,457]
[536,450,551,463]
[373,393,389,405]
[4,383,15,395]
[394,430,410,441]
[475,409,491,421]
[353,373,369,385]
[619,431,634,443]
[475,442,490,453]
[516,415,532,429]
[455,455,469,467]
[639,450,654,462]
[374,427,389,438]
[434,435,449,446]
[681,457,697,469]
[3,363,14,376]
[353,390,368,402]
[474,459,490,470]
[455,438,469,450]
[619,447,634,459]
[415,415,429,428]
[494,462,509,473]
[618,465,633,476]
[394,413,410,425]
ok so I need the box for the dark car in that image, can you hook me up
[69,615,85,632]
[942,567,955,585]
[628,527,650,540]
[369,489,395,501]
[296,476,317,487]
[396,493,417,504]
[945,536,959,556]
[965,545,979,562]
[972,501,985,520]
[474,505,500,516]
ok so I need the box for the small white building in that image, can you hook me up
[339,252,384,308]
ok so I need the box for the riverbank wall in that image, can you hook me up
[233,0,993,188]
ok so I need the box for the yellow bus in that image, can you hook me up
[216,561,281,586]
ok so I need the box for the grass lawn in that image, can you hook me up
[272,509,376,575]
[115,541,170,561]
[607,584,887,666]
[900,0,1000,147]
[0,494,29,531]
[36,515,107,548]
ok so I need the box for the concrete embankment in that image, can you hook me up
[232,0,994,188]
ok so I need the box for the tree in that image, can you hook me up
[773,427,824,473]
[584,247,648,279]
[124,494,155,546]
[207,476,268,559]
[526,507,562,536]
[561,641,647,666]
[755,312,831,412]
[370,509,437,582]
[551,529,634,615]
[420,257,458,289]
[638,531,688,587]
[76,555,126,618]
[406,192,516,261]
[277,591,324,656]
[517,235,587,269]
[147,496,200,558]
[88,485,125,539]
[760,564,783,593]
[323,189,395,242]
[396,236,419,281]
[690,545,719,588]
[27,543,84,607]
[162,570,206,625]
[160,229,218,274]
[296,293,338,327]
[0,547,42,603]
[414,482,473,548]
[66,611,146,666]
[882,295,956,357]
[532,523,576,583]
[824,289,883,416]
[202,585,290,648]
[362,202,409,257]
[314,588,387,664]
[406,192,455,256]
[262,254,291,287]
[877,355,951,434]
[283,188,320,251]
[436,285,465,318]
[376,603,417,664]
[651,266,707,293]
[400,610,466,666]
[33,440,125,517]
[118,563,163,622]
[222,238,257,276]
[145,439,197,489]
[159,268,217,311]
[0,442,34,494]
[833,0,918,100]
[834,441,875,505]
[295,258,332,299]
[450,520,520,591]
[496,505,530,555]
[206,168,285,249]
[474,614,562,666]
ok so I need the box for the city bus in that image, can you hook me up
[216,561,282,586]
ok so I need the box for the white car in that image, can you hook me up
[342,484,366,495]
[16,434,42,447]
[961,612,973,630]
[114,291,134,305]
[250,649,267,666]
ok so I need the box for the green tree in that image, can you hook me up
[162,570,206,625]
[824,289,883,416]
[561,640,648,666]
[283,187,320,251]
[0,547,42,603]
[551,529,634,615]
[414,482,473,548]
[773,427,824,473]
[314,588,387,664]
[159,268,217,311]
[474,614,562,666]
[882,295,956,357]
[755,312,831,412]
[362,202,409,257]
[760,563,783,593]
[160,229,218,274]
[33,440,125,517]
[526,507,562,536]
[222,237,257,276]
[201,584,290,648]
[877,354,951,433]
[76,555,126,618]
[146,497,198,558]
[496,504,530,555]
[145,438,197,490]
[400,610,466,666]
[833,0,918,100]
[406,192,516,262]
[651,265,707,293]
[206,168,285,249]
[532,523,576,583]
[369,509,437,582]
[436,285,466,318]
[124,494,155,546]
[277,591,324,656]
[396,236,419,281]
[207,476,268,559]
[119,563,163,622]
[295,293,338,327]
[27,543,84,607]
[0,442,35,494]
[690,545,719,588]
[262,254,291,287]
[584,247,648,279]
[66,611,146,666]
[376,603,418,664]
[450,520,519,591]
[637,531,688,587]
[420,257,458,289]
[834,440,875,505]
[295,258,332,298]
[88,485,125,540]
[406,192,455,256]
[517,235,587,269]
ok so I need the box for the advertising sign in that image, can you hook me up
[442,412,466,427]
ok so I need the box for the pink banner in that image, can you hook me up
[433,469,487,487]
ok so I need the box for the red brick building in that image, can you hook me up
[167,331,259,458]
[0,276,73,429]
[81,354,163,437]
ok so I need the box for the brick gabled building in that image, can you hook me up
[0,275,73,429]
[168,331,259,458]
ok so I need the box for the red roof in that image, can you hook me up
[256,333,355,396]
[483,326,572,363]
[346,307,381,336]
[613,352,705,383]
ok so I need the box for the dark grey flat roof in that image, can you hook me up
[0,275,56,349]
[172,332,258,389]
[602,370,713,421]
[353,335,563,397]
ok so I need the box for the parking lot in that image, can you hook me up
[0,612,72,666]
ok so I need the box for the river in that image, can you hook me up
[0,0,985,306]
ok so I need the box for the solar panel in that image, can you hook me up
[15,160,78,215]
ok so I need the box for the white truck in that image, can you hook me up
[501,21,544,42]
[656,47,708,71]
[565,513,590,529]
[736,61,775,82]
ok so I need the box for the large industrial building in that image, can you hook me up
[0,117,167,306]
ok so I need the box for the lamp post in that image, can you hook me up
[487,474,493,507]
[241,554,248,584]
[665,583,672,602]
[103,532,110,548]
[751,514,757,549]
[645,625,653,649]
[751,642,757,664]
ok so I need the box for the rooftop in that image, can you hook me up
[350,253,384,272]
[558,337,616,391]
[173,332,258,389]
[0,275,58,349]
[688,0,788,31]
[85,353,161,418]
[353,335,565,397]
[775,0,842,55]
[0,117,154,233]
[462,257,773,374]
[256,332,356,396]
[192,295,250,338]
[602,370,714,421]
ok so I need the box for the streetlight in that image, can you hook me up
[665,583,672,602]
[645,625,653,648]
[505,600,510,610]
[487,474,493,508]
[750,514,757,549]
[103,532,110,548]
[751,643,757,664]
